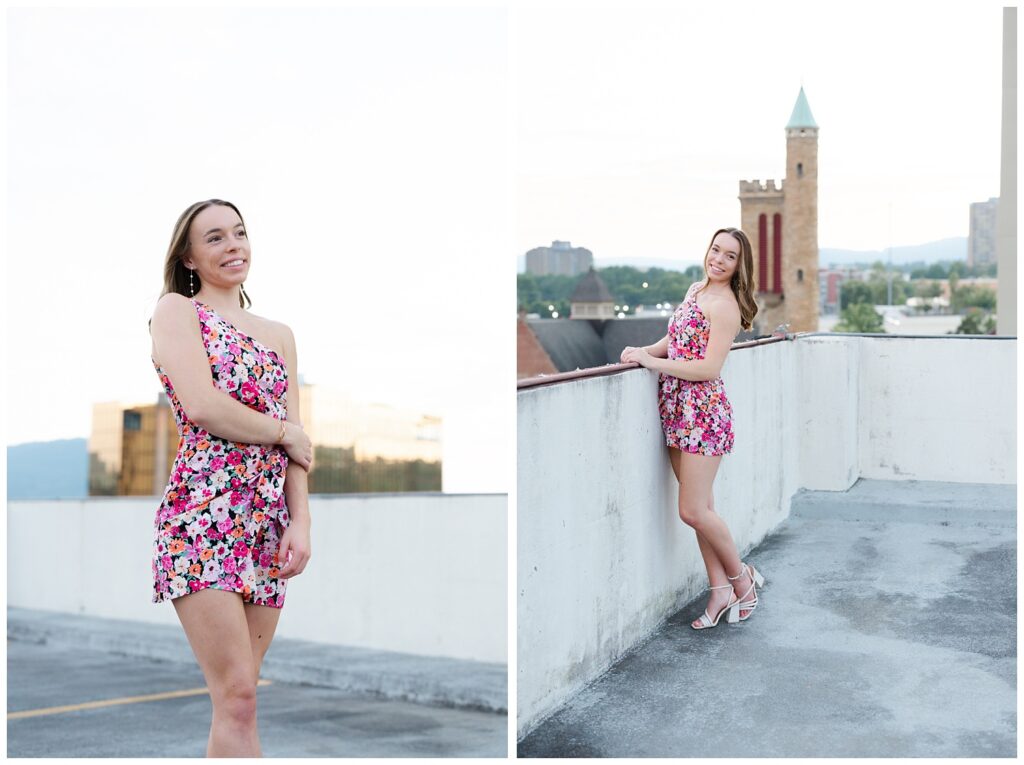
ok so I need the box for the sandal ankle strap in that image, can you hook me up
[726,564,749,581]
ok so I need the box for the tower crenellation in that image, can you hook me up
[738,179,783,194]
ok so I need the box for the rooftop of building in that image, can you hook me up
[9,609,506,757]
[518,477,1015,757]
[516,331,1016,756]
[570,267,615,303]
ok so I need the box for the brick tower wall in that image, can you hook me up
[738,180,785,335]
[781,127,820,332]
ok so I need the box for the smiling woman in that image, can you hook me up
[147,199,314,757]
[620,227,765,630]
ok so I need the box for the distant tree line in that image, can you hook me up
[834,259,997,334]
[906,260,997,280]
[518,260,998,336]
[308,445,441,493]
[518,265,705,318]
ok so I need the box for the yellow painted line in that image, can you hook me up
[8,679,273,720]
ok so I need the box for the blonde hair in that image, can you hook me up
[694,227,758,331]
[159,199,251,309]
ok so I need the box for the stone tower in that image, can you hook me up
[738,88,820,334]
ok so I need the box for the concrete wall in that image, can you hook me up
[8,493,507,664]
[516,347,798,737]
[517,334,1015,737]
[856,336,1015,483]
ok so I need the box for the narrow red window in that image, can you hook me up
[773,213,782,293]
[758,214,768,291]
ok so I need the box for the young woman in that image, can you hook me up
[149,199,313,756]
[621,227,764,630]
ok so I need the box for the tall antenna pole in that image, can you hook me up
[887,202,894,307]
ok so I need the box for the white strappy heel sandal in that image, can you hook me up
[728,562,765,621]
[690,584,740,629]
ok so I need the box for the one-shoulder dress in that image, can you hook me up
[151,298,291,608]
[657,281,735,456]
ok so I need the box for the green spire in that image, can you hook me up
[786,87,817,129]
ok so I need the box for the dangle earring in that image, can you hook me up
[240,281,249,307]
[189,268,195,297]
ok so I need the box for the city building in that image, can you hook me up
[818,267,862,315]
[968,197,999,267]
[525,241,594,276]
[569,267,615,319]
[738,87,820,334]
[517,314,559,379]
[88,382,442,496]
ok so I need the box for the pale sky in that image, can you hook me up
[4,2,1015,495]
[7,6,510,493]
[515,1,1009,264]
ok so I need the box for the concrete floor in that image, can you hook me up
[8,640,507,757]
[518,479,1016,758]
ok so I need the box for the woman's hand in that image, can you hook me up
[621,346,654,368]
[281,421,313,470]
[277,516,311,580]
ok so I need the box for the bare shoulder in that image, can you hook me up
[150,293,202,363]
[151,292,198,331]
[704,291,742,334]
[258,315,296,356]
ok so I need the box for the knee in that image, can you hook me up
[214,673,258,727]
[678,501,707,529]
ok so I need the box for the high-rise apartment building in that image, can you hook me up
[525,241,594,276]
[968,197,999,267]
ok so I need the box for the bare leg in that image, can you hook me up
[669,448,738,621]
[244,602,283,678]
[173,589,262,757]
[670,448,755,625]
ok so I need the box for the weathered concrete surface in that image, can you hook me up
[517,335,1015,738]
[518,479,1016,758]
[8,608,506,714]
[7,639,507,758]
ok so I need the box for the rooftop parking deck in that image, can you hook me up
[518,477,1016,757]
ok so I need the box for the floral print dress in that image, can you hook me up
[151,298,291,607]
[657,281,735,456]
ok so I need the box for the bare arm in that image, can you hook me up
[642,302,740,381]
[643,334,669,358]
[150,294,310,465]
[278,322,311,579]
[620,334,669,364]
[280,324,310,525]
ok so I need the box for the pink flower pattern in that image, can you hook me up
[657,281,735,456]
[151,298,290,608]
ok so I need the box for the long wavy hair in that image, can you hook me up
[693,227,758,331]
[159,199,252,309]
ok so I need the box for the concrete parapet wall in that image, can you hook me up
[516,335,1015,737]
[516,355,796,737]
[7,493,507,664]
[855,336,1015,483]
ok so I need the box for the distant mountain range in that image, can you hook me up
[518,237,968,272]
[7,438,89,499]
[816,237,967,267]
